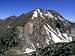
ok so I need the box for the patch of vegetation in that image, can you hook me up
[0,27,22,56]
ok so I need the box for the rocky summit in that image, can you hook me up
[0,8,74,56]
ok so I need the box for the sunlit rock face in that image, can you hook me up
[16,8,72,53]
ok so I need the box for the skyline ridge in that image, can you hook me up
[0,0,74,22]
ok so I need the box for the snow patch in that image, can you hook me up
[44,24,72,43]
[46,39,50,45]
[54,17,58,20]
[56,28,65,40]
[23,48,36,54]
[44,25,65,43]
[37,9,40,12]
[63,33,72,42]
[50,30,65,43]
[32,9,44,19]
[32,11,38,19]
[47,11,54,18]
[7,26,10,28]
[46,24,72,42]
[58,16,63,21]
[40,12,44,19]
[45,14,48,16]
[31,43,36,49]
[36,9,44,19]
[37,43,40,48]
[47,24,57,33]
[63,33,68,38]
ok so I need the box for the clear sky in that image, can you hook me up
[0,0,75,22]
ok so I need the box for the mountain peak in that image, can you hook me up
[32,8,54,20]
[0,8,74,56]
[32,8,44,19]
[0,8,73,49]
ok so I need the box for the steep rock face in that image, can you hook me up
[16,8,72,53]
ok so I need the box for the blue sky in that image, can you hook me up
[0,0,75,22]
